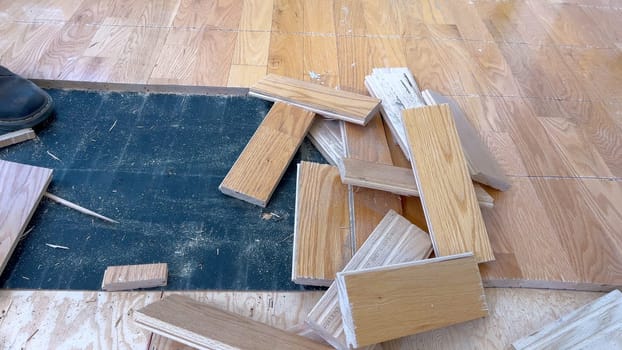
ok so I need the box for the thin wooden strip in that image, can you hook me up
[305,210,432,350]
[422,89,510,191]
[341,117,403,251]
[0,160,53,275]
[306,118,344,167]
[249,74,381,125]
[0,128,36,148]
[402,105,495,263]
[134,295,331,350]
[337,253,488,348]
[512,290,622,350]
[101,263,168,291]
[293,161,351,286]
[339,157,494,208]
[219,102,315,207]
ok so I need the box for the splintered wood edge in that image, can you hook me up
[292,163,302,283]
[248,91,378,126]
[364,77,411,161]
[482,278,622,292]
[218,184,268,207]
[511,290,622,349]
[335,274,357,348]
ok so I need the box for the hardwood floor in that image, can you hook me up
[1,0,622,345]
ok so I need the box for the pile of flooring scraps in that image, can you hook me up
[133,69,621,349]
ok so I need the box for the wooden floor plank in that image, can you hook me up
[422,90,511,191]
[339,158,495,208]
[293,162,351,286]
[219,102,315,207]
[512,290,622,350]
[306,210,432,350]
[0,128,36,149]
[0,160,53,275]
[134,295,331,350]
[337,253,488,348]
[402,105,494,263]
[101,263,168,292]
[249,74,381,125]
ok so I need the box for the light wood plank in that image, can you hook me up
[0,160,52,275]
[0,128,36,149]
[307,118,344,167]
[293,161,351,286]
[101,263,168,291]
[337,253,488,348]
[402,105,494,263]
[422,90,511,191]
[219,102,315,207]
[512,290,622,350]
[249,74,381,125]
[306,210,432,350]
[339,157,494,208]
[134,295,331,350]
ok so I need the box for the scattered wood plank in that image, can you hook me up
[0,128,36,149]
[293,161,351,286]
[249,74,381,125]
[364,67,425,160]
[336,253,488,348]
[341,117,403,251]
[44,192,119,223]
[134,295,331,350]
[339,157,494,208]
[402,105,495,263]
[307,118,344,166]
[0,160,52,275]
[306,210,432,349]
[422,89,510,191]
[512,289,622,350]
[101,263,168,291]
[219,102,315,207]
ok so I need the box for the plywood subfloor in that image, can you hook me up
[1,0,620,290]
[0,288,607,349]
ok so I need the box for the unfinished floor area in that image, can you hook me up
[1,0,621,348]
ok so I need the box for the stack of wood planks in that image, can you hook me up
[135,70,515,348]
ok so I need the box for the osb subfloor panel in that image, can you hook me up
[0,289,605,349]
[1,0,622,346]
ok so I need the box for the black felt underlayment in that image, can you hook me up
[0,88,327,290]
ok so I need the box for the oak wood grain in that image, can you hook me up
[402,105,494,263]
[219,102,315,207]
[293,162,351,286]
[249,74,381,125]
[337,253,488,348]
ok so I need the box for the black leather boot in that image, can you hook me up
[0,66,54,132]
